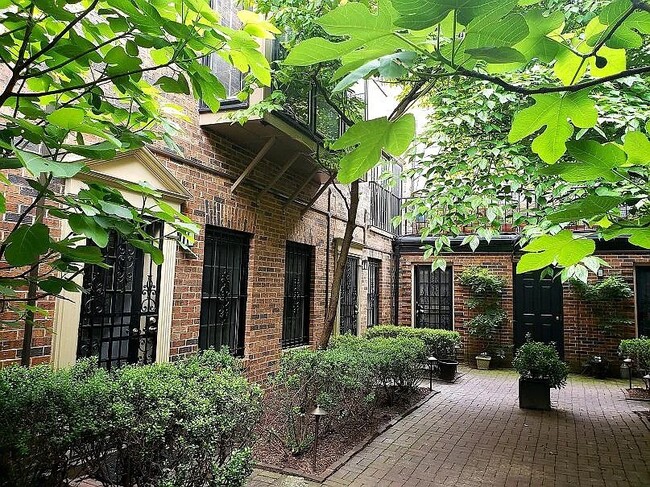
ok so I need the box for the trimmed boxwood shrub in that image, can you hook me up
[364,324,461,359]
[619,338,650,373]
[268,335,425,456]
[513,339,569,389]
[0,349,261,487]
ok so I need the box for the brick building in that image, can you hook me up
[395,233,650,372]
[0,32,402,382]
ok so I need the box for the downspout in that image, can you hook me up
[393,236,400,326]
[325,188,332,310]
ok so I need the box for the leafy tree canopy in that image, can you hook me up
[283,0,650,280]
[0,0,272,348]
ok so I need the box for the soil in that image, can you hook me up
[253,388,430,476]
[626,387,650,401]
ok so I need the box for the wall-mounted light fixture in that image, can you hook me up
[361,259,368,271]
[596,268,604,278]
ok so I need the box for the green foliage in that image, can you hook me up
[267,334,425,456]
[513,337,570,389]
[571,275,634,301]
[618,338,650,372]
[0,349,261,487]
[0,0,273,335]
[459,267,506,297]
[466,309,507,343]
[364,324,461,359]
[282,0,650,278]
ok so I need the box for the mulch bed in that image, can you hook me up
[625,387,650,401]
[253,387,430,477]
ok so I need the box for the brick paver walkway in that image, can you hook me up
[249,368,650,487]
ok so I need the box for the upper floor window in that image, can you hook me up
[282,242,312,348]
[207,0,244,103]
[369,161,402,234]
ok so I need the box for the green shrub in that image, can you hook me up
[467,308,507,354]
[365,324,461,359]
[0,359,115,487]
[0,349,261,487]
[619,338,650,372]
[512,339,569,389]
[571,275,633,301]
[458,267,506,298]
[268,335,425,456]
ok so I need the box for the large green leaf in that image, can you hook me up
[47,107,85,129]
[623,131,650,165]
[599,0,650,49]
[392,0,517,30]
[508,90,598,163]
[546,194,624,224]
[540,140,625,182]
[332,115,416,184]
[284,1,409,68]
[4,223,50,267]
[517,230,596,273]
[333,52,417,92]
[68,214,109,247]
[14,148,86,178]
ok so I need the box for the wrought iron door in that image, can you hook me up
[78,224,163,369]
[282,242,312,348]
[514,270,564,357]
[340,256,359,335]
[367,259,380,327]
[199,227,249,356]
[415,266,453,330]
[636,267,650,337]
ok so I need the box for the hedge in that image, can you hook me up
[619,338,650,373]
[267,334,425,455]
[0,349,261,487]
[364,324,461,359]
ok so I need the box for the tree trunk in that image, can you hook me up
[318,180,359,349]
[21,173,47,367]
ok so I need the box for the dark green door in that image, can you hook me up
[514,270,564,357]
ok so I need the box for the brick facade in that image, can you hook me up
[397,246,648,373]
[0,97,395,382]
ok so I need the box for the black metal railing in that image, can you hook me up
[370,183,402,234]
[199,227,250,357]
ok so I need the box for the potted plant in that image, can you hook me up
[467,309,506,369]
[513,337,569,410]
[460,267,506,369]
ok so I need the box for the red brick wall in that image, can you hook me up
[398,249,646,372]
[0,115,395,382]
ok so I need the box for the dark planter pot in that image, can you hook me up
[519,378,551,410]
[438,359,458,382]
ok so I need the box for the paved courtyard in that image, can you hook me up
[249,368,650,487]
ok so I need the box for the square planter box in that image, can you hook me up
[518,378,551,410]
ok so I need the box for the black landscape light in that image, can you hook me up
[310,405,328,472]
[624,358,633,390]
[427,356,437,391]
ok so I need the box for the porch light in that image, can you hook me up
[597,268,604,278]
[362,259,368,271]
[310,405,328,471]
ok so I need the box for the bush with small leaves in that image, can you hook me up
[618,338,650,373]
[365,324,461,359]
[513,339,569,389]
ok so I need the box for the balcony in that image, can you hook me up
[199,37,363,174]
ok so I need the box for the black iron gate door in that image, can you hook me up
[415,266,453,329]
[77,224,163,369]
[282,242,311,347]
[514,270,564,357]
[367,259,380,328]
[340,256,359,335]
[635,267,650,337]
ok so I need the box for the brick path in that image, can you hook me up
[248,368,650,487]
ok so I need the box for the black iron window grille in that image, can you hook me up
[340,256,359,335]
[415,266,453,330]
[199,226,250,357]
[367,259,380,328]
[282,242,312,348]
[77,223,163,369]
[369,162,402,234]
